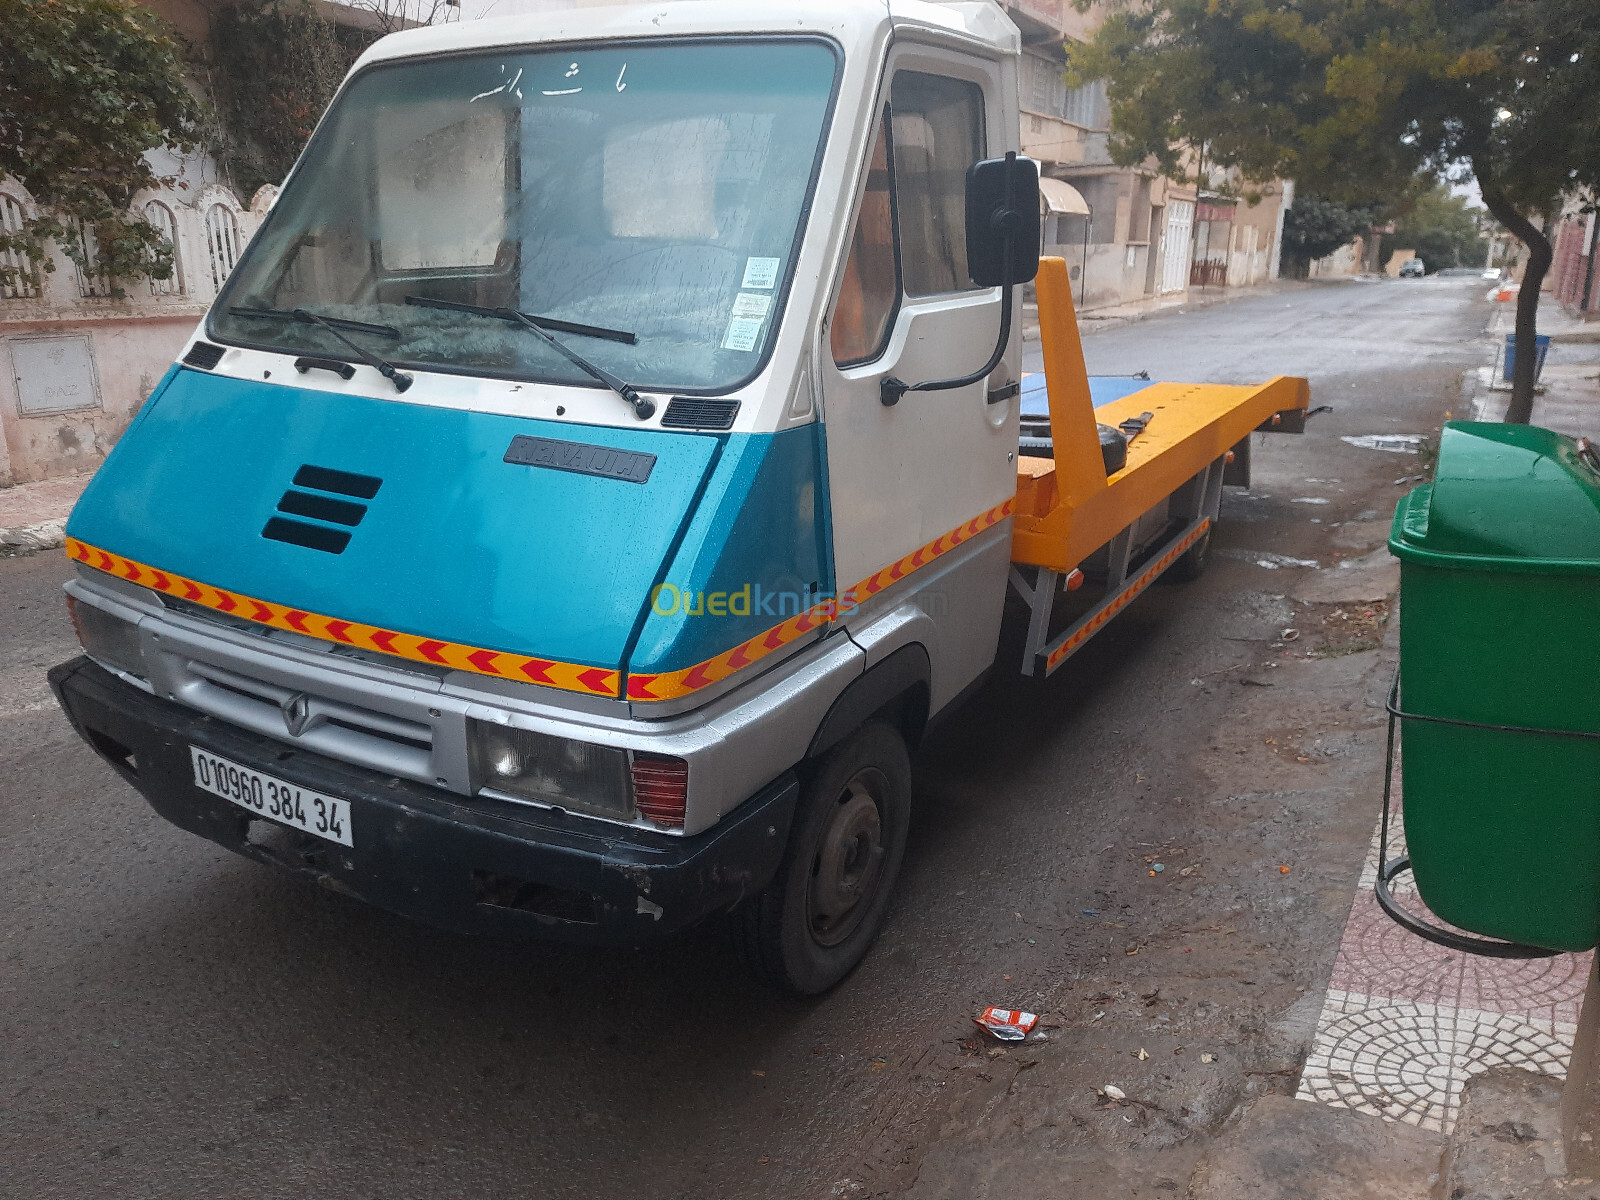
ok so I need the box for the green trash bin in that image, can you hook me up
[1389,421,1600,953]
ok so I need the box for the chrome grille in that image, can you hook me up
[182,659,435,778]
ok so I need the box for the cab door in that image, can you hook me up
[819,46,1019,700]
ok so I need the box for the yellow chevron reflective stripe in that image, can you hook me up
[69,496,1015,707]
[627,498,1015,702]
[1043,518,1210,672]
[64,538,621,698]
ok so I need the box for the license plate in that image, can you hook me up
[190,746,353,847]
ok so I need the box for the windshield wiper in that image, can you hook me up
[228,306,412,393]
[228,306,401,341]
[404,296,635,345]
[404,295,653,420]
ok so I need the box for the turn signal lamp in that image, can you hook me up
[631,754,688,828]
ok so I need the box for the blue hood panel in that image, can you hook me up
[67,370,718,670]
[629,424,830,676]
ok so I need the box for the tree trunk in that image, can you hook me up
[1474,163,1554,424]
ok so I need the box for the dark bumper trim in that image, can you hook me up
[49,657,798,944]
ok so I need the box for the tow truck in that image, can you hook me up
[49,0,1310,993]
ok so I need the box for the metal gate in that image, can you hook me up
[1161,200,1193,294]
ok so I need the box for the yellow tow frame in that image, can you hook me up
[1006,257,1311,675]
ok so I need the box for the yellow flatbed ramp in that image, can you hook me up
[1006,257,1312,677]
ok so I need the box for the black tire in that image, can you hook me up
[732,721,912,994]
[1166,523,1212,583]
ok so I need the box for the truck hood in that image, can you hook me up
[67,369,719,689]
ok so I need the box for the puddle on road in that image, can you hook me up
[1219,549,1321,570]
[1340,434,1425,453]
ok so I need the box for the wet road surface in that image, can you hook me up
[3,277,1484,1197]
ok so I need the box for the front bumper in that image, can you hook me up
[50,657,798,945]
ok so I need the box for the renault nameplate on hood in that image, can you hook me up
[504,435,657,484]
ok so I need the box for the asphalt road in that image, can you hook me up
[3,277,1486,1198]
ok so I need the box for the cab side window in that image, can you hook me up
[890,72,985,296]
[829,72,987,367]
[830,110,898,366]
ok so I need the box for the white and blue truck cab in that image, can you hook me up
[50,0,1312,992]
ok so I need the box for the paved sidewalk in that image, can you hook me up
[1296,773,1589,1134]
[1472,294,1600,434]
[0,472,91,552]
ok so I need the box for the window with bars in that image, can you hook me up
[1023,55,1108,131]
[143,200,183,296]
[0,193,38,299]
[204,203,242,291]
[67,217,114,298]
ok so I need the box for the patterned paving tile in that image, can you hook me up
[1299,762,1593,1134]
[1326,891,1591,1024]
[1298,992,1573,1133]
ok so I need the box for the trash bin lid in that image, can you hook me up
[1390,422,1600,574]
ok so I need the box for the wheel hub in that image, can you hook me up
[807,773,887,947]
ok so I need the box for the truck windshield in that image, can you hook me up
[209,38,839,394]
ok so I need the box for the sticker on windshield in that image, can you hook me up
[741,257,781,289]
[721,292,772,353]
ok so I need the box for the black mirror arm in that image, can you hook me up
[879,282,1014,406]
[880,150,1020,408]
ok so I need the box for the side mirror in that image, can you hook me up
[966,154,1041,287]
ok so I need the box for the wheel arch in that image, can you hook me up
[805,642,931,761]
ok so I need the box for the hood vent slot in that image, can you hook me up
[660,397,740,430]
[261,463,383,554]
[293,464,382,499]
[277,490,366,527]
[182,342,226,370]
[262,517,351,555]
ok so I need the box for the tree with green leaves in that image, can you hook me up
[1069,0,1600,423]
[207,1,372,198]
[1383,186,1487,273]
[1280,196,1377,278]
[0,0,200,297]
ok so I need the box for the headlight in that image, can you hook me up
[468,720,635,820]
[67,594,145,679]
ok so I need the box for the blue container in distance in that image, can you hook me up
[1503,333,1552,382]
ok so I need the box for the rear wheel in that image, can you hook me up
[732,721,912,994]
[1167,522,1213,583]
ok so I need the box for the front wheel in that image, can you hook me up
[731,721,912,994]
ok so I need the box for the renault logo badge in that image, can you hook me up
[281,693,312,738]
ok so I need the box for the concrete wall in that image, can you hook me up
[0,176,274,487]
[1309,238,1365,278]
[1046,240,1153,311]
[1225,188,1291,288]
[0,314,199,487]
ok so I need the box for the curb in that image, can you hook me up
[0,520,66,552]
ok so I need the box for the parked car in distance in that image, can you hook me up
[1482,267,1505,281]
[1399,259,1426,278]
